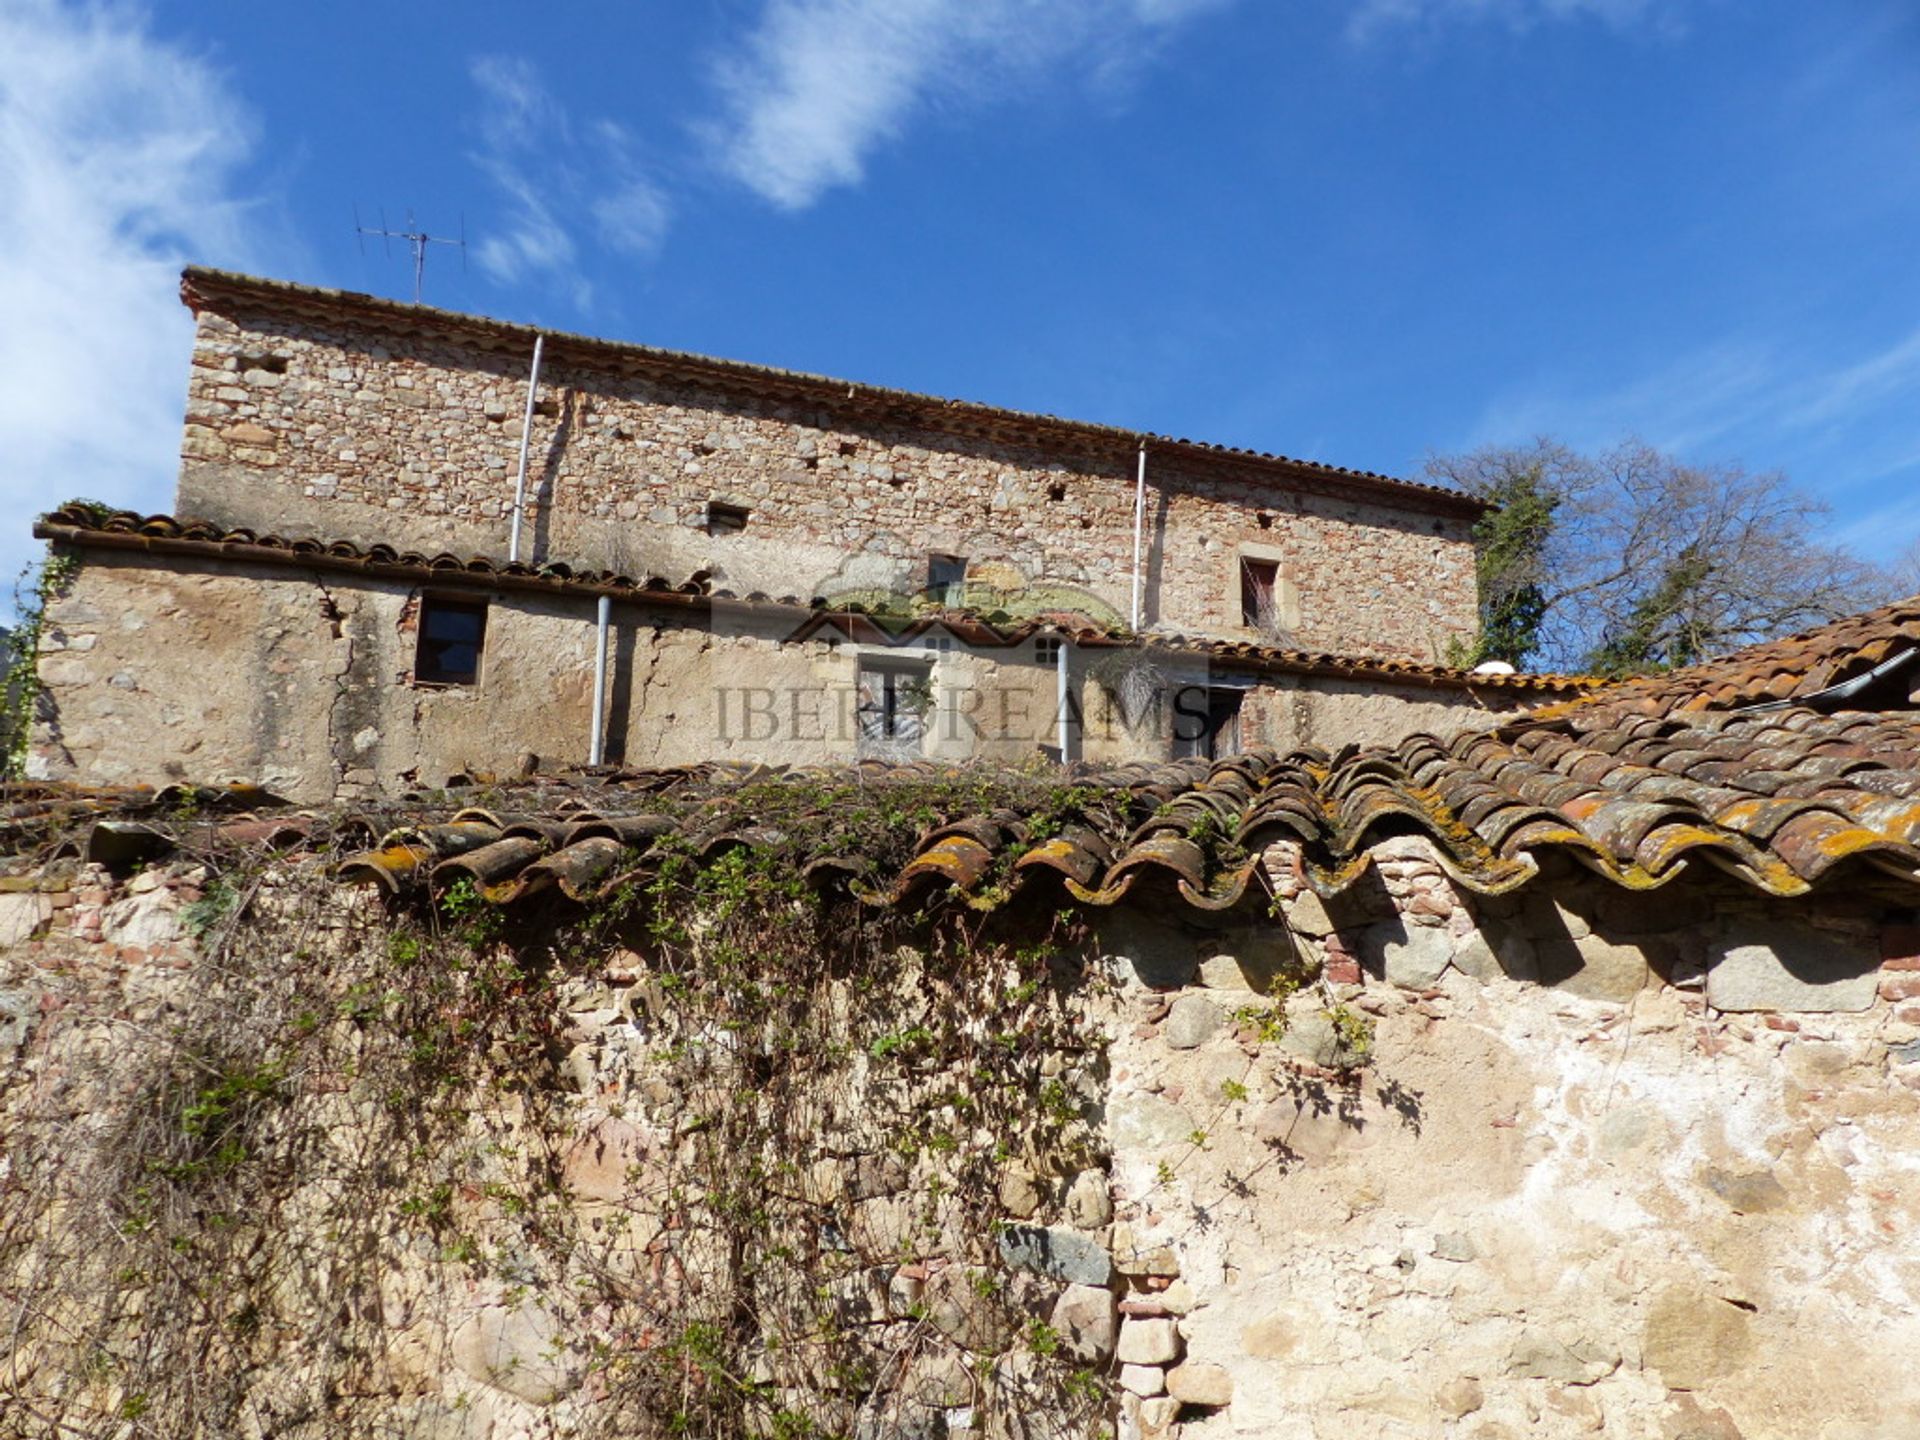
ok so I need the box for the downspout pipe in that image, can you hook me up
[508,334,545,564]
[1055,632,1072,763]
[588,593,611,766]
[1130,440,1148,631]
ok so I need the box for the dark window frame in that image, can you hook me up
[1172,684,1245,761]
[414,595,488,687]
[927,553,968,606]
[1241,557,1280,630]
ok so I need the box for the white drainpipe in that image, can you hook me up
[508,333,545,564]
[588,593,610,766]
[1130,440,1148,631]
[1055,633,1072,763]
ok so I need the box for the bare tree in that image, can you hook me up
[1424,438,1895,675]
[1893,537,1920,598]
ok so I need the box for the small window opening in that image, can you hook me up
[1241,558,1280,630]
[1257,512,1274,530]
[239,352,289,375]
[837,439,860,456]
[532,396,561,418]
[707,501,750,535]
[415,597,487,686]
[927,553,967,607]
[1035,637,1062,666]
[1173,686,1243,761]
[856,657,933,754]
[1048,481,1068,502]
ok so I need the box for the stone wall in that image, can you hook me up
[29,551,1505,799]
[1092,838,1920,1439]
[174,289,1479,660]
[2,839,1917,1437]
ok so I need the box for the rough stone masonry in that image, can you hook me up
[172,268,1481,662]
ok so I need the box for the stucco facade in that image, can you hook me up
[28,547,1529,802]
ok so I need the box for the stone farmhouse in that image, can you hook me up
[9,267,1920,1440]
[26,269,1583,802]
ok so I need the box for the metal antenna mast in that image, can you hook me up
[354,207,466,304]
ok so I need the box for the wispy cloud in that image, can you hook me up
[1347,0,1689,42]
[707,0,1234,211]
[468,56,671,304]
[1460,321,1920,559]
[0,0,266,597]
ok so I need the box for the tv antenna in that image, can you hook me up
[354,206,466,304]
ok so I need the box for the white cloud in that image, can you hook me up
[708,0,1234,211]
[0,0,264,600]
[468,57,671,304]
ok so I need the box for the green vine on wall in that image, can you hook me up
[3,532,86,780]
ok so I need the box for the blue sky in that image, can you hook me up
[3,0,1918,596]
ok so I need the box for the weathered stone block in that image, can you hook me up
[1163,994,1225,1049]
[901,1347,974,1406]
[926,1268,1017,1354]
[1196,928,1300,992]
[0,893,52,949]
[1110,1223,1181,1277]
[1368,921,1452,988]
[1136,1396,1180,1435]
[1506,1328,1617,1384]
[1049,1283,1117,1363]
[1284,889,1335,937]
[1165,1361,1233,1406]
[1063,1169,1112,1230]
[1096,911,1196,989]
[1706,934,1878,1012]
[0,988,36,1052]
[560,1116,650,1202]
[450,1300,578,1404]
[1118,1362,1166,1395]
[1701,1165,1788,1214]
[1532,933,1650,1002]
[1642,1287,1752,1389]
[994,1224,1112,1287]
[1116,1317,1181,1365]
[1276,1009,1341,1067]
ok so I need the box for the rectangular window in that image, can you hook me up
[415,597,487,686]
[927,553,967,607]
[1034,637,1062,666]
[707,501,750,534]
[1241,558,1279,630]
[856,657,933,756]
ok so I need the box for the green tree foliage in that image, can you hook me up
[1426,439,1893,675]
[1453,463,1558,667]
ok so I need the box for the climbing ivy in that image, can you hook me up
[2,544,80,779]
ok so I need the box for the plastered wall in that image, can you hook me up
[29,553,1503,799]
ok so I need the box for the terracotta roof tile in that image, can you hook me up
[16,704,1916,914]
[1535,595,1920,721]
